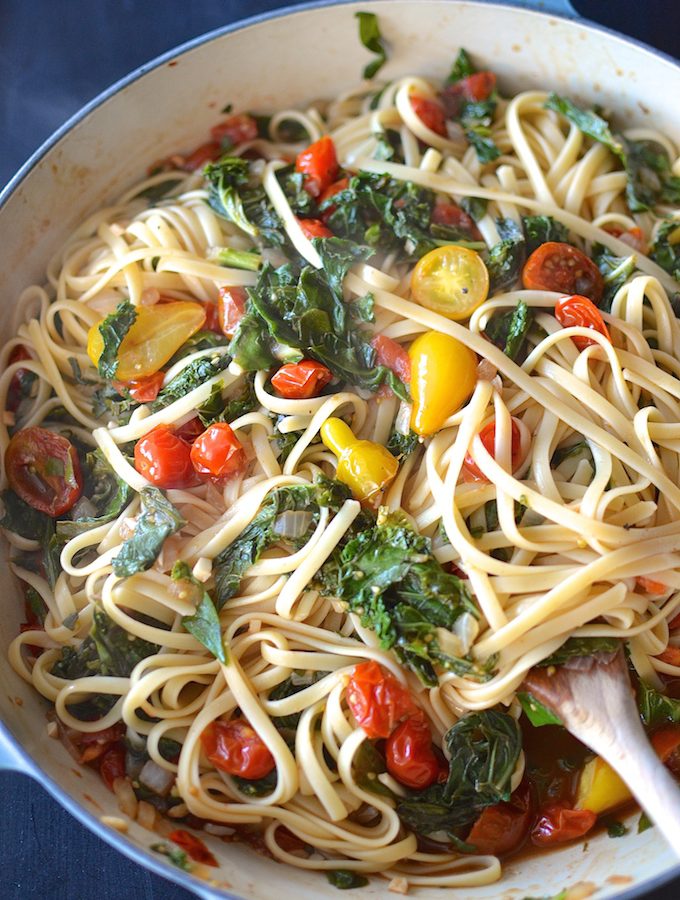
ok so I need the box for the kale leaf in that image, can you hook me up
[396,710,521,834]
[517,691,563,727]
[57,450,132,539]
[355,11,387,80]
[94,300,138,380]
[522,215,570,254]
[443,49,500,163]
[447,48,475,83]
[327,871,369,890]
[539,636,621,667]
[198,374,257,427]
[484,300,533,362]
[172,561,226,663]
[650,220,680,282]
[387,428,420,459]
[150,352,231,412]
[591,243,638,311]
[204,157,258,237]
[166,329,228,369]
[112,488,185,578]
[638,680,680,727]
[268,670,329,730]
[486,219,525,293]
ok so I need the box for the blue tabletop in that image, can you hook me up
[1,1,679,898]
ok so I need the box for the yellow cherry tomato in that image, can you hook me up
[320,417,398,505]
[87,301,206,381]
[574,756,631,815]
[409,331,477,436]
[411,244,489,320]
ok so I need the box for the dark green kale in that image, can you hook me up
[447,48,475,82]
[150,352,231,412]
[650,220,680,282]
[92,381,139,425]
[351,740,394,799]
[590,244,638,312]
[355,11,387,79]
[517,691,563,727]
[268,670,329,730]
[396,710,521,834]
[166,329,228,369]
[57,450,132,540]
[522,215,570,254]
[112,488,185,578]
[172,561,226,664]
[606,820,628,838]
[94,300,137,379]
[204,157,259,238]
[231,768,278,797]
[213,478,352,606]
[51,606,158,679]
[327,870,369,890]
[387,428,420,459]
[551,440,595,469]
[484,300,533,361]
[198,374,257,427]
[208,247,262,271]
[539,636,621,667]
[319,512,486,686]
[638,680,680,727]
[150,842,192,872]
[486,219,525,293]
[0,490,64,587]
[443,49,500,163]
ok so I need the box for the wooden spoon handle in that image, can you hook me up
[523,649,680,858]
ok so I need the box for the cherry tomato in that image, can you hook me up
[371,335,411,383]
[636,576,668,596]
[385,714,440,789]
[651,725,680,778]
[168,829,218,866]
[554,295,610,351]
[211,113,259,147]
[175,416,206,445]
[441,71,497,118]
[5,426,83,517]
[467,782,532,856]
[531,804,597,846]
[202,301,221,333]
[183,141,221,171]
[410,95,447,137]
[604,225,646,253]
[77,724,126,763]
[411,244,489,320]
[297,217,333,240]
[270,359,333,399]
[431,200,482,241]
[522,243,604,304]
[134,425,197,489]
[190,422,247,480]
[112,371,165,403]
[669,612,680,631]
[98,742,127,791]
[319,176,350,220]
[6,345,32,413]
[463,417,524,482]
[346,660,418,739]
[217,286,248,339]
[295,135,339,198]
[200,718,275,780]
[656,646,680,667]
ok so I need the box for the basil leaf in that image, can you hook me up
[112,488,185,577]
[355,11,387,80]
[95,300,137,380]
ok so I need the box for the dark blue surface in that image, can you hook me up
[1,1,679,898]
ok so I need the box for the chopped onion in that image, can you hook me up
[272,511,313,539]
[204,823,235,837]
[394,400,413,437]
[476,358,497,382]
[139,759,176,797]
[136,800,157,831]
[113,776,138,819]
[453,612,479,655]
[140,287,160,306]
[69,496,98,520]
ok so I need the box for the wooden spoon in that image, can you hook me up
[522,648,680,857]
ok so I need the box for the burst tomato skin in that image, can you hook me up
[202,301,222,333]
[371,335,411,383]
[605,225,646,253]
[431,201,482,241]
[554,294,611,351]
[201,719,275,780]
[99,742,127,791]
[190,422,247,480]
[211,113,259,147]
[319,176,351,221]
[183,141,221,171]
[467,782,532,856]
[522,243,604,304]
[5,426,83,517]
[175,416,206,445]
[134,425,197,489]
[463,417,523,482]
[441,71,497,118]
[168,829,218,867]
[6,345,32,413]
[113,371,165,403]
[636,576,668,596]
[531,803,597,846]
[385,714,440,789]
[297,217,333,240]
[295,135,339,198]
[346,660,418,739]
[410,95,447,137]
[651,725,680,777]
[270,359,333,399]
[217,286,248,338]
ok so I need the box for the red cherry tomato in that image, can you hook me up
[554,294,610,351]
[604,225,646,253]
[636,576,668,596]
[651,725,680,777]
[175,416,206,445]
[98,742,127,791]
[467,782,532,856]
[183,141,222,171]
[6,344,32,413]
[319,176,351,221]
[295,135,339,198]
[385,714,440,789]
[441,71,497,118]
[211,113,259,147]
[531,804,597,846]
[168,829,218,867]
[431,200,482,241]
[346,660,418,739]
[5,426,83,517]
[522,243,604,304]
[463,417,523,482]
[656,646,680,667]
[217,286,248,339]
[201,719,275,780]
[410,95,447,137]
[113,371,165,403]
[669,611,680,631]
[297,217,333,240]
[270,359,333,399]
[190,422,247,480]
[202,301,221,333]
[371,335,411,384]
[134,425,197,489]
